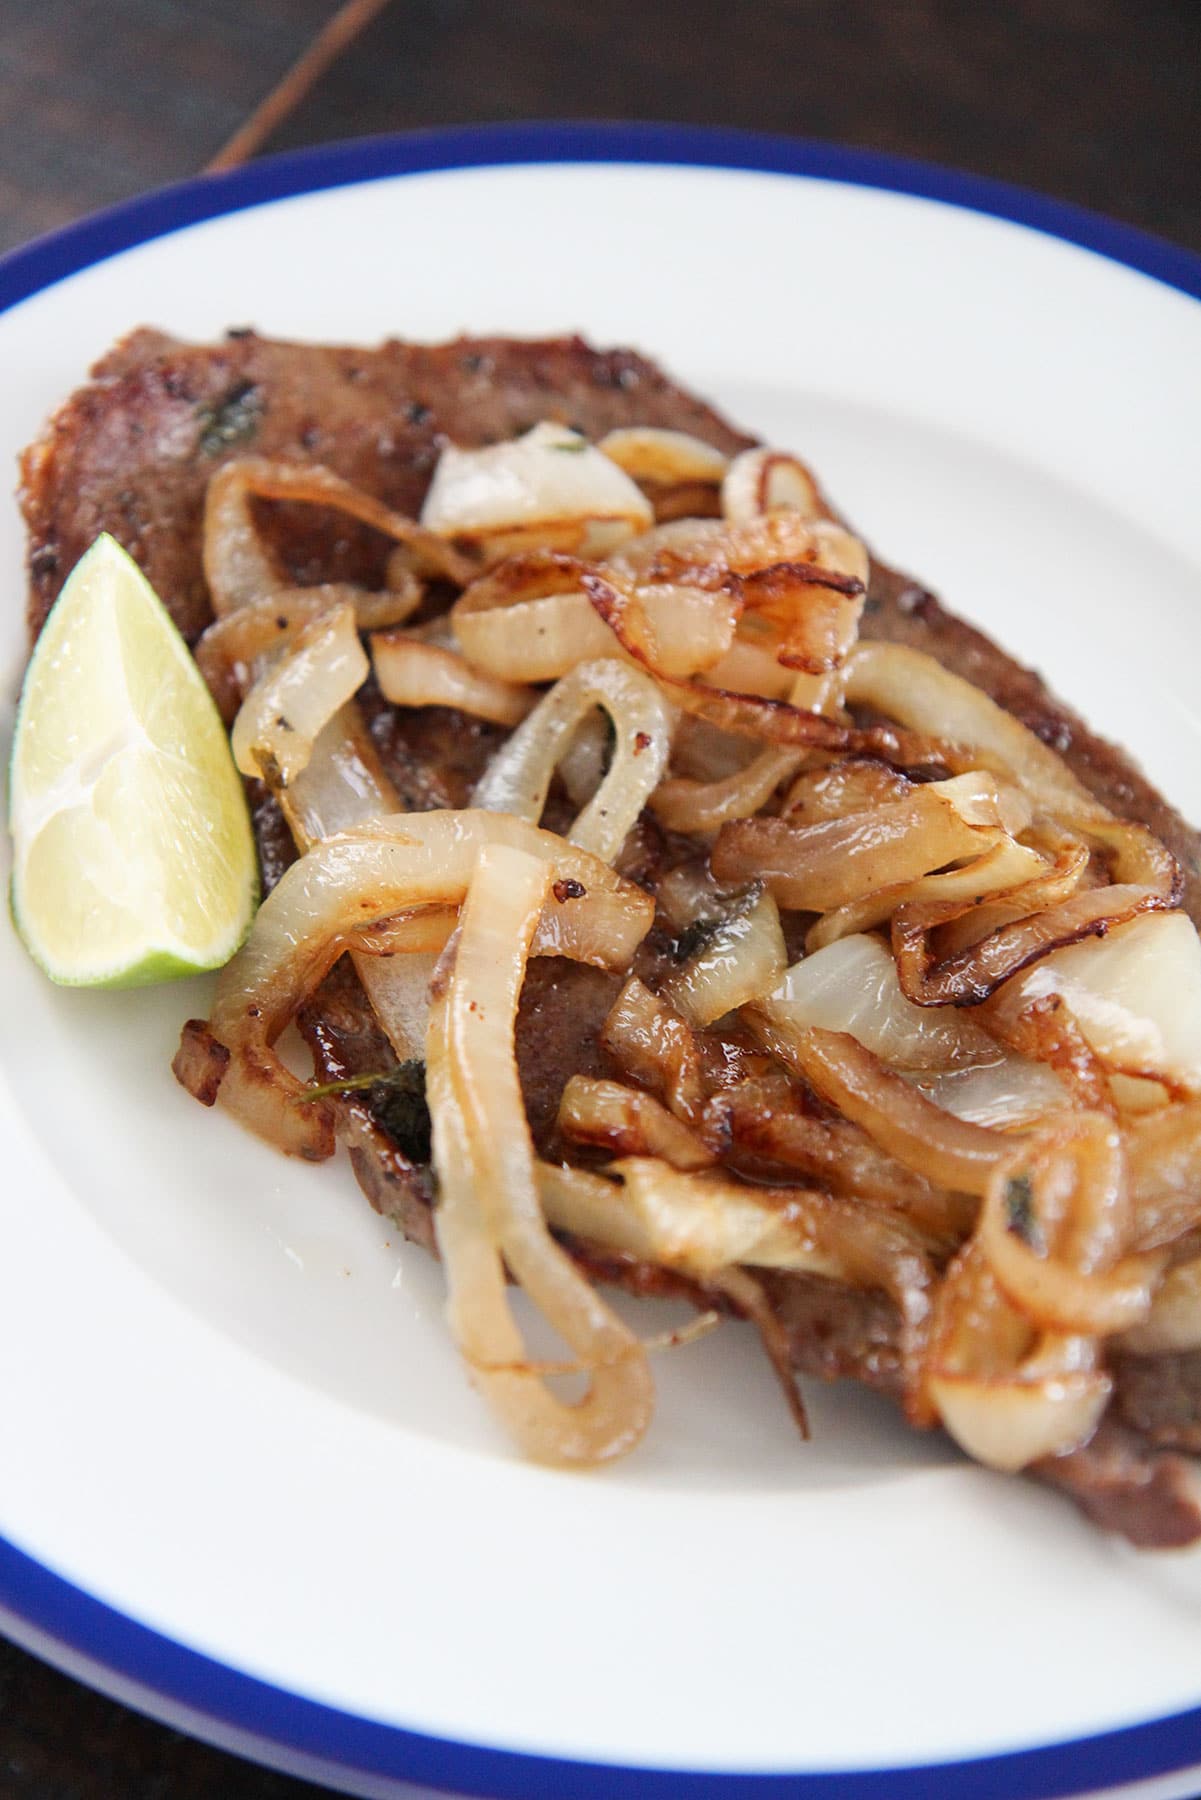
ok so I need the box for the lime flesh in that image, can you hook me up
[9,534,258,986]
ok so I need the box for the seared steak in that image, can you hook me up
[20,329,1201,1544]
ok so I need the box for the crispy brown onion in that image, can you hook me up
[703,1071,976,1246]
[712,774,1025,914]
[557,1076,716,1170]
[582,570,955,765]
[751,1018,1021,1199]
[892,824,1181,1008]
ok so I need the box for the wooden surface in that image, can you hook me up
[1,2,1199,1795]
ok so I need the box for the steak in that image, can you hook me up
[20,329,752,647]
[20,328,1201,1545]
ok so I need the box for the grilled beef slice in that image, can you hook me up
[20,328,1201,1544]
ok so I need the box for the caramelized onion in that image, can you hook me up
[713,774,1025,914]
[583,570,951,764]
[174,814,654,1156]
[807,837,1048,953]
[925,1245,1111,1469]
[1126,1101,1201,1251]
[231,603,368,787]
[196,581,422,721]
[558,1077,715,1169]
[372,632,535,726]
[472,659,673,863]
[651,747,804,834]
[721,449,825,524]
[453,550,736,682]
[429,843,653,1463]
[598,427,730,488]
[782,759,912,823]
[698,638,798,700]
[844,641,1108,822]
[541,1154,933,1344]
[601,978,708,1124]
[1006,912,1201,1094]
[766,933,1011,1072]
[752,1021,1021,1198]
[977,1114,1158,1336]
[703,1071,976,1244]
[420,422,654,563]
[662,888,786,1026]
[893,825,1179,1008]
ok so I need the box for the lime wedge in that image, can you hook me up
[9,534,258,986]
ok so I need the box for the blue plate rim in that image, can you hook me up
[3,120,1201,1799]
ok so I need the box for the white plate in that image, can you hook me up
[1,125,1201,1800]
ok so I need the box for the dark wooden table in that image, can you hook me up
[1,2,1198,1795]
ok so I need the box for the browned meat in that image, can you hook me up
[1034,1418,1201,1549]
[1114,1348,1201,1453]
[515,959,623,1153]
[296,957,436,1254]
[360,678,506,812]
[757,1270,906,1394]
[22,328,1201,1546]
[20,329,753,646]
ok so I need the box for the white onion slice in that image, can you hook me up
[598,427,730,486]
[911,1060,1069,1128]
[231,603,368,786]
[371,633,535,726]
[1012,912,1201,1092]
[844,641,1108,823]
[452,576,736,683]
[420,422,653,560]
[663,889,787,1027]
[769,934,1004,1072]
[930,1362,1111,1472]
[472,659,673,864]
[429,842,653,1465]
[721,448,824,523]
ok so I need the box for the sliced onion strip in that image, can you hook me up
[372,632,535,726]
[844,641,1110,822]
[598,427,730,487]
[662,888,787,1026]
[472,659,673,863]
[557,1077,715,1170]
[924,1245,1111,1470]
[712,774,1024,914]
[721,449,825,524]
[173,813,654,1156]
[429,842,653,1464]
[231,603,368,787]
[807,837,1048,953]
[977,1114,1159,1336]
[196,581,422,721]
[752,1020,1021,1198]
[651,747,805,835]
[420,422,654,563]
